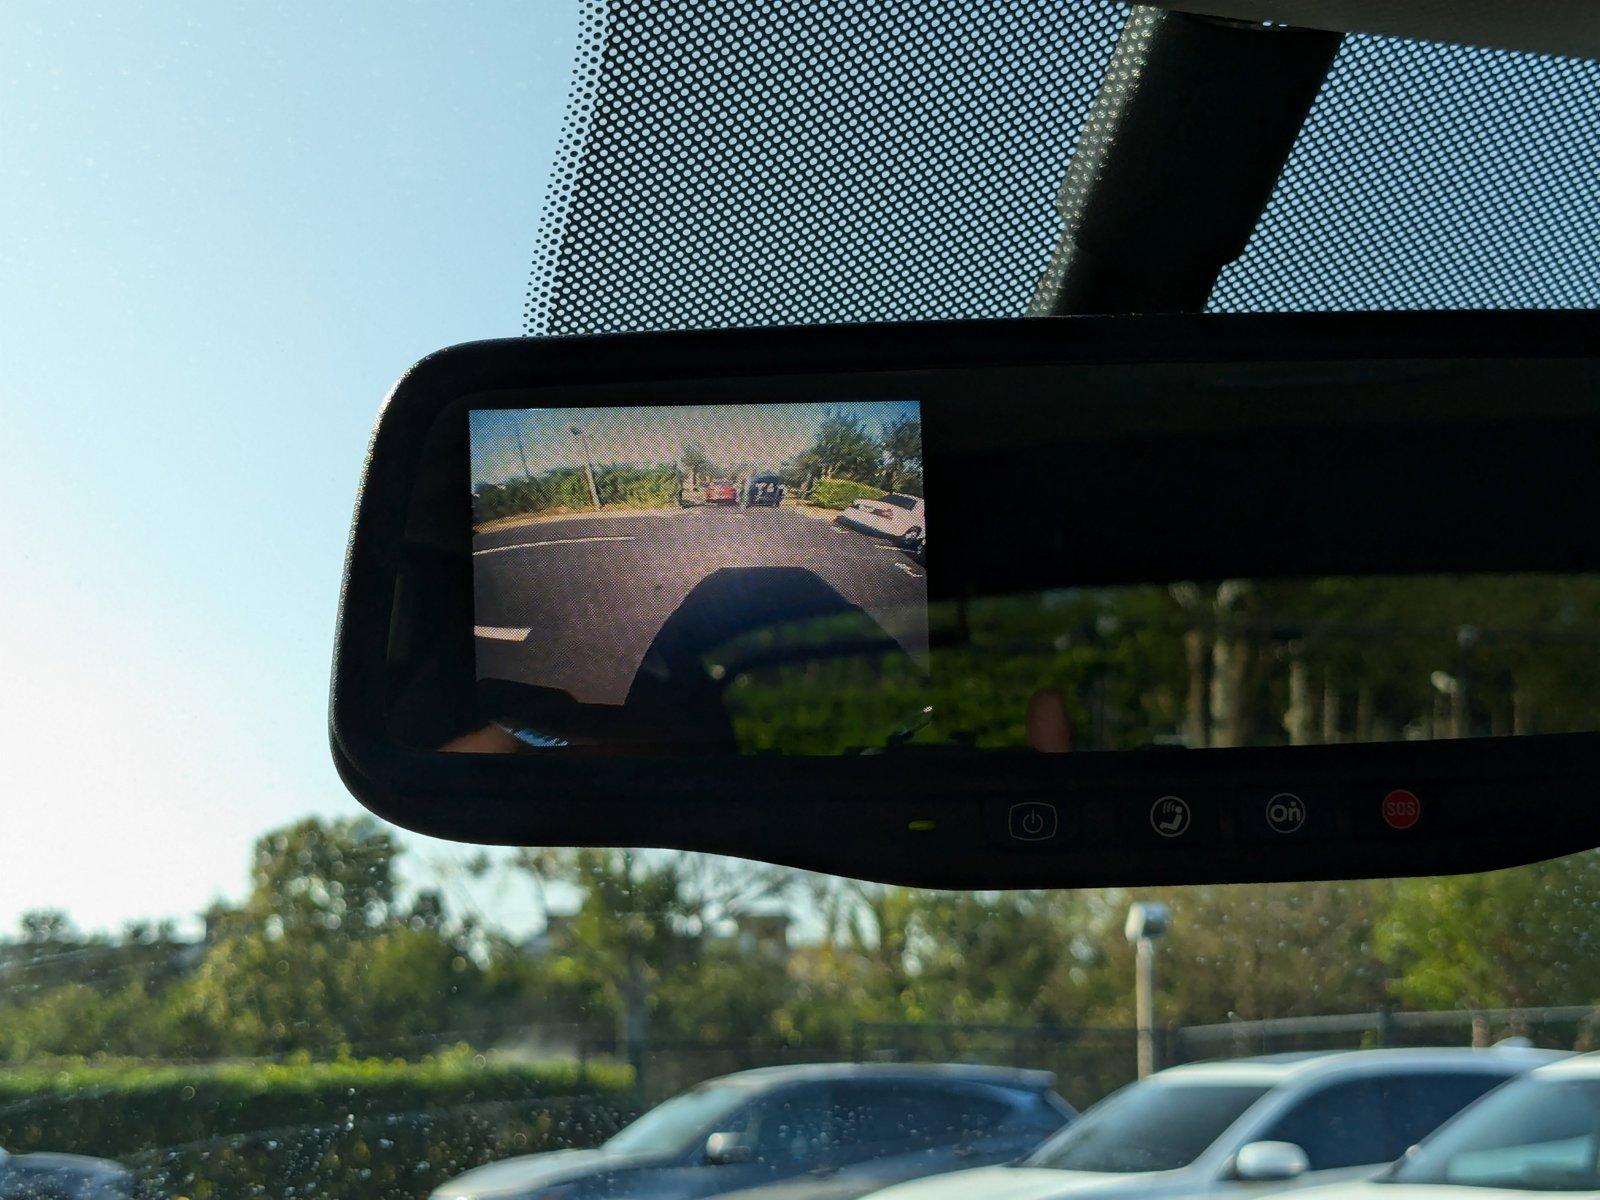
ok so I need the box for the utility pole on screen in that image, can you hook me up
[571,425,603,509]
[515,420,533,481]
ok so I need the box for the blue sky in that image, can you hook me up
[471,401,921,488]
[0,3,584,936]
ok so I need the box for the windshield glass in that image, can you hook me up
[604,1084,751,1156]
[1388,1075,1600,1191]
[7,4,1600,1200]
[1026,1082,1270,1173]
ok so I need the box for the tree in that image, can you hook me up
[680,441,715,483]
[513,849,799,1089]
[1123,881,1395,1027]
[795,413,881,483]
[1377,853,1600,1011]
[786,882,1121,1039]
[879,415,923,493]
[18,909,75,944]
[245,816,399,937]
[169,817,478,1057]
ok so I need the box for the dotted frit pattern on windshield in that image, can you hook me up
[1212,35,1600,311]
[527,0,1130,334]
[529,3,1600,333]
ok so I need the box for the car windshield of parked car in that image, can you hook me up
[1386,1076,1600,1191]
[1025,1082,1270,1173]
[603,1083,753,1156]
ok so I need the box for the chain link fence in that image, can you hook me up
[578,1005,1600,1109]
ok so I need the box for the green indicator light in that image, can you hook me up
[908,819,936,832]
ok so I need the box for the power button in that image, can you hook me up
[1009,802,1058,842]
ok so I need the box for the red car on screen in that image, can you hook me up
[704,480,739,505]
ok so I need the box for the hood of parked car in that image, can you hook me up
[430,1147,667,1200]
[859,1165,1183,1200]
[0,1152,133,1200]
[716,1152,963,1200]
[1292,1184,1541,1200]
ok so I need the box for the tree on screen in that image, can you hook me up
[795,412,881,484]
[679,441,715,483]
[879,414,923,493]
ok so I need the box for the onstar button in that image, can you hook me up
[1009,802,1058,842]
[1265,793,1307,834]
[1382,789,1422,830]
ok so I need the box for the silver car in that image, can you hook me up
[857,1048,1562,1200]
[1292,1053,1600,1200]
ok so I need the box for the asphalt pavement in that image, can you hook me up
[472,506,927,704]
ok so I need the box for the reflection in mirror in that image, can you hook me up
[459,571,1600,757]
[724,575,1600,755]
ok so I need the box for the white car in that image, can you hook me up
[1292,1054,1600,1200]
[837,493,924,543]
[855,1048,1562,1200]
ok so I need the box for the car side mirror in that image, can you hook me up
[705,1131,755,1165]
[1233,1141,1310,1182]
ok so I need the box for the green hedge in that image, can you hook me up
[474,467,680,524]
[808,478,885,509]
[0,1053,634,1200]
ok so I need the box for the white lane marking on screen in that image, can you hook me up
[474,625,533,642]
[472,535,635,556]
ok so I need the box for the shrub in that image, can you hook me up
[807,478,885,509]
[474,468,681,524]
[0,1053,634,1200]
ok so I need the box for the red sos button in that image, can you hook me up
[1382,789,1422,830]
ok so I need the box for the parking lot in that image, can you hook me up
[472,505,927,703]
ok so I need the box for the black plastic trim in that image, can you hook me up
[330,312,1600,887]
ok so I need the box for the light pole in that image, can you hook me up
[570,425,602,509]
[1125,901,1172,1079]
[514,420,533,481]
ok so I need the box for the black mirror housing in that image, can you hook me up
[331,312,1600,888]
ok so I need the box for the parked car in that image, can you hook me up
[854,1049,1561,1200]
[0,1146,133,1199]
[835,493,924,544]
[1292,1053,1600,1200]
[431,1063,1073,1200]
[745,475,785,507]
[903,526,925,563]
[704,479,740,505]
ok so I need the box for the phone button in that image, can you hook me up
[1150,796,1191,838]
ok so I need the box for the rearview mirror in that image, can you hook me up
[330,312,1600,887]
[1233,1141,1310,1182]
[704,1131,754,1166]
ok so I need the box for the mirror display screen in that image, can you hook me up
[468,402,928,753]
[464,406,1600,759]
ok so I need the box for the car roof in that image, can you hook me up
[703,1061,1057,1092]
[1154,1045,1567,1087]
[1529,1052,1600,1081]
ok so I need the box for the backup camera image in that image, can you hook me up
[469,402,927,750]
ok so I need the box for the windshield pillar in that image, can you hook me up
[1032,8,1341,315]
